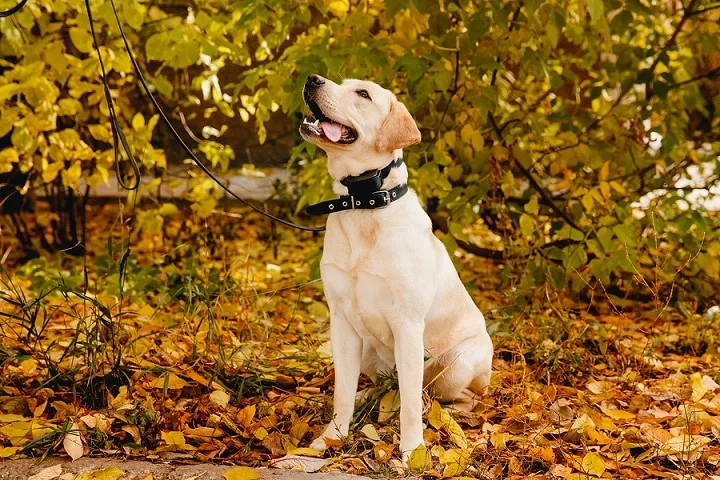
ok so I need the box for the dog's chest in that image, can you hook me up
[321,213,386,273]
[321,213,404,352]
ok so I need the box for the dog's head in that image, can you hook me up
[300,75,421,155]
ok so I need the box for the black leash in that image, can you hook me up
[5,0,405,231]
[0,0,27,17]
[98,0,326,232]
[8,0,324,231]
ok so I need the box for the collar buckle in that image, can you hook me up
[378,190,391,207]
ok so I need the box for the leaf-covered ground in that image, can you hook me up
[1,204,719,479]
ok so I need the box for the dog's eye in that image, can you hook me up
[356,90,371,100]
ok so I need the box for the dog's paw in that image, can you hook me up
[310,434,344,451]
[309,436,329,451]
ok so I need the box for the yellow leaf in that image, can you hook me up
[460,124,474,144]
[0,147,19,173]
[210,390,230,407]
[74,467,126,480]
[599,405,634,421]
[406,444,430,471]
[150,373,188,390]
[444,131,456,148]
[222,467,260,480]
[326,0,349,17]
[160,430,191,451]
[490,432,507,450]
[440,448,470,477]
[69,27,93,53]
[289,422,309,442]
[599,161,610,181]
[691,372,710,402]
[378,390,400,423]
[286,447,324,457]
[63,421,83,460]
[253,426,268,440]
[132,113,145,131]
[581,452,605,476]
[0,446,19,458]
[88,124,110,142]
[427,401,467,448]
[61,161,82,190]
[237,404,256,427]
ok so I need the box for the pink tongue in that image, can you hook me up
[320,121,342,142]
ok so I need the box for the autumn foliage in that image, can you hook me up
[1,0,720,478]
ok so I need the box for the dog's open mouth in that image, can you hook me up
[301,100,358,144]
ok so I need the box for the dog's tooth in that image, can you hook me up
[313,119,320,127]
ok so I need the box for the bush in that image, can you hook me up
[1,0,719,300]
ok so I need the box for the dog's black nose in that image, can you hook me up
[306,74,325,89]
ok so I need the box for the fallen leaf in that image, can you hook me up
[269,454,329,472]
[160,431,195,451]
[428,401,467,448]
[691,373,719,402]
[63,421,83,460]
[406,444,430,471]
[237,404,256,427]
[222,466,260,480]
[378,390,400,423]
[599,405,634,421]
[360,424,381,441]
[74,467,126,480]
[285,447,324,457]
[581,452,605,476]
[150,373,188,390]
[549,463,573,478]
[0,446,20,458]
[28,465,63,480]
[440,448,470,477]
[210,390,230,407]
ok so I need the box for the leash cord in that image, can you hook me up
[0,0,27,17]
[85,0,326,232]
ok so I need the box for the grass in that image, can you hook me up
[0,203,719,478]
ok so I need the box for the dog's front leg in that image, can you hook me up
[310,315,362,451]
[394,326,426,463]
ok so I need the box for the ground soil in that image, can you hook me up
[0,458,373,480]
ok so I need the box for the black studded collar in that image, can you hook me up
[305,158,408,216]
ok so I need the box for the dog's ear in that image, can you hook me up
[375,100,421,152]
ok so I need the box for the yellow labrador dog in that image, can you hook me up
[300,74,493,461]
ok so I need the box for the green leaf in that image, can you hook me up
[468,12,490,43]
[588,0,605,22]
[564,245,588,270]
[385,0,408,19]
[519,214,535,237]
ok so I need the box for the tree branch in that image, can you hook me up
[686,3,720,16]
[488,111,585,233]
[646,0,699,100]
[670,66,720,89]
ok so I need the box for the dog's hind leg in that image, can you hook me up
[424,332,493,411]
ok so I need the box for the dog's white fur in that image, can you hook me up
[301,77,493,461]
